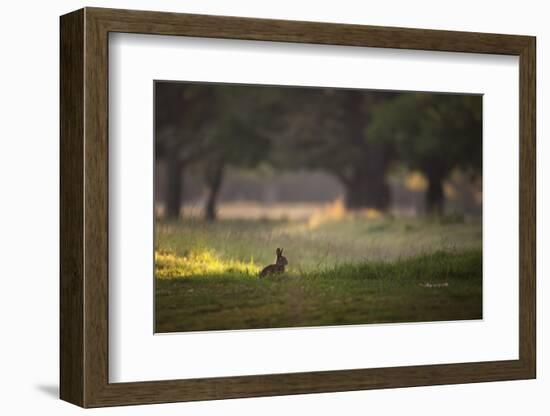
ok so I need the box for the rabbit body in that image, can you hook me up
[259,248,288,278]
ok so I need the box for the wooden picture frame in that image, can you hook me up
[60,7,536,408]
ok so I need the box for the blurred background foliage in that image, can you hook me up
[154,82,482,221]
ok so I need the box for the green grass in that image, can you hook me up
[155,217,482,332]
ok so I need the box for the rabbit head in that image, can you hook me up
[276,248,288,267]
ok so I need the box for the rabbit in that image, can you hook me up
[259,248,288,278]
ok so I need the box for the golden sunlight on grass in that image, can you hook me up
[307,198,383,229]
[181,202,323,221]
[307,198,346,228]
[155,249,260,279]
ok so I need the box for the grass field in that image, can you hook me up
[155,216,482,333]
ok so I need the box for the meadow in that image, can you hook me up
[155,212,482,333]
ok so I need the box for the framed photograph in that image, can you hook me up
[60,7,536,407]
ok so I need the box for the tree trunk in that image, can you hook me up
[363,142,391,209]
[164,156,184,219]
[425,166,445,215]
[345,181,369,209]
[342,92,391,211]
[344,174,390,210]
[204,161,225,221]
[343,147,391,211]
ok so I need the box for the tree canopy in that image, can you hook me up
[155,82,483,219]
[368,93,482,212]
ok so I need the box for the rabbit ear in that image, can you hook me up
[280,248,284,255]
[276,248,281,255]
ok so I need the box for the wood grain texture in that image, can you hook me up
[83,10,110,406]
[59,8,84,407]
[59,7,537,408]
[89,7,532,55]
[518,38,536,375]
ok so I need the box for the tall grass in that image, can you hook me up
[155,216,482,274]
[155,217,482,333]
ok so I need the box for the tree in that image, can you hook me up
[368,93,482,213]
[272,88,396,210]
[156,82,283,220]
[176,84,275,221]
[155,82,218,218]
